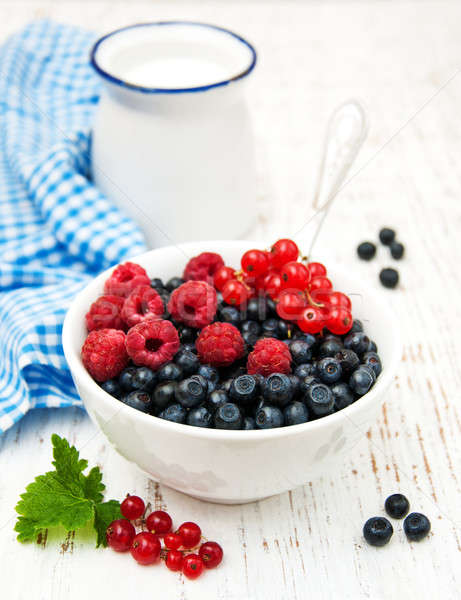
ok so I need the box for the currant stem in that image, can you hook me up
[306,291,324,308]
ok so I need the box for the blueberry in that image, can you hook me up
[362,351,382,377]
[175,349,200,375]
[241,320,261,336]
[152,381,177,411]
[100,379,121,398]
[197,364,219,384]
[214,402,243,430]
[219,305,241,326]
[349,366,376,396]
[150,277,164,291]
[357,241,376,261]
[158,403,186,424]
[294,363,316,379]
[350,319,363,334]
[206,389,229,412]
[120,390,154,414]
[179,325,197,344]
[299,375,321,397]
[331,382,355,410]
[175,377,207,408]
[157,362,183,383]
[253,373,266,388]
[181,343,197,354]
[266,298,278,316]
[319,338,344,358]
[335,349,360,376]
[317,357,342,384]
[166,277,184,291]
[277,320,296,340]
[288,374,301,396]
[305,383,334,417]
[242,416,256,430]
[344,332,370,356]
[243,331,259,347]
[230,375,259,405]
[367,339,378,353]
[219,378,233,393]
[131,367,157,391]
[283,401,309,426]
[297,333,317,349]
[380,268,399,289]
[246,297,269,322]
[289,340,312,365]
[403,512,431,542]
[384,493,410,519]
[379,227,396,246]
[256,404,284,429]
[118,367,138,392]
[186,406,213,428]
[363,517,393,547]
[390,241,404,260]
[262,373,294,407]
[262,318,279,338]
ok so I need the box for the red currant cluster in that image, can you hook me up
[106,495,223,580]
[213,238,353,335]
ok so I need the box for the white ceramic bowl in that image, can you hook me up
[63,241,401,504]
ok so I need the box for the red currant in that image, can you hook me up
[298,306,325,334]
[326,307,353,335]
[106,519,136,552]
[164,532,183,550]
[264,271,283,300]
[309,276,333,292]
[241,249,270,276]
[221,279,250,307]
[213,266,235,291]
[270,239,299,269]
[177,521,202,549]
[313,290,351,310]
[307,262,327,278]
[276,290,307,320]
[120,495,145,520]
[199,541,223,569]
[165,550,184,572]
[280,261,310,290]
[146,510,173,535]
[182,554,205,580]
[130,532,161,565]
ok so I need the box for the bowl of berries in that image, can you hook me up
[63,239,401,504]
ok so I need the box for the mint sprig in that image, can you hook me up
[15,434,121,547]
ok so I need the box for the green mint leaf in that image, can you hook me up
[93,500,122,548]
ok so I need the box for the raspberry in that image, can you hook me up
[247,337,292,376]
[196,322,245,367]
[81,329,129,382]
[85,295,125,331]
[104,262,150,298]
[125,319,180,370]
[168,281,217,329]
[183,252,224,285]
[121,285,164,327]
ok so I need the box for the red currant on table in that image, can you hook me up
[182,554,205,579]
[307,262,327,278]
[146,510,173,535]
[276,289,307,320]
[298,306,325,334]
[221,279,250,307]
[177,521,202,549]
[280,261,310,290]
[326,307,353,335]
[106,519,136,552]
[130,532,161,565]
[120,495,145,520]
[199,541,223,569]
[164,532,183,550]
[309,276,333,292]
[165,549,184,572]
[264,271,283,300]
[213,266,235,291]
[270,238,299,269]
[241,249,270,276]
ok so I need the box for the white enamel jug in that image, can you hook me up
[90,21,257,248]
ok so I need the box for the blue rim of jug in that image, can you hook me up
[90,21,257,94]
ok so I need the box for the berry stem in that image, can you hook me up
[306,291,324,308]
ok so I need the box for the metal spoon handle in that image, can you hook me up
[305,99,368,259]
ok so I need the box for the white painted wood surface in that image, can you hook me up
[1,1,461,598]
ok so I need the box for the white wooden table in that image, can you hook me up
[1,2,461,598]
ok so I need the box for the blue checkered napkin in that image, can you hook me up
[0,21,147,433]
